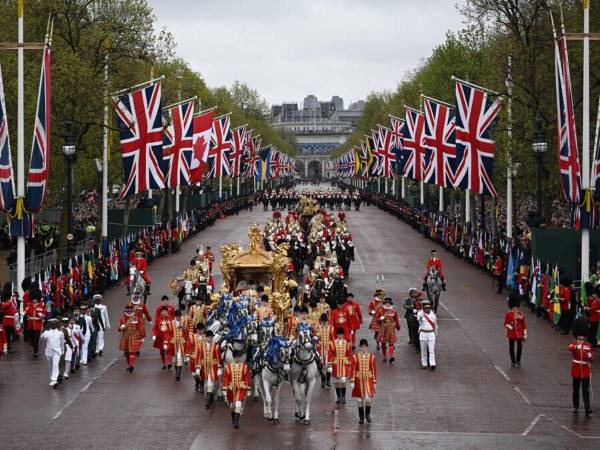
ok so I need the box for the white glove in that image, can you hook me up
[120,324,125,330]
[163,344,168,351]
[341,377,346,384]
[350,330,354,336]
[222,390,227,398]
[350,382,355,390]
[152,336,156,341]
[217,368,223,377]
[505,324,513,330]
[577,344,583,350]
[195,368,200,376]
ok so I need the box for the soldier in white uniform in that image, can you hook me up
[80,305,94,365]
[41,319,65,388]
[93,294,110,356]
[417,301,438,371]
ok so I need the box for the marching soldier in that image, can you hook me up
[350,339,377,424]
[504,293,527,367]
[569,318,594,416]
[40,319,64,388]
[403,288,421,352]
[417,301,438,370]
[344,293,362,350]
[328,327,352,405]
[331,300,351,342]
[155,295,175,323]
[315,313,333,388]
[368,289,384,349]
[152,306,174,370]
[57,318,73,383]
[198,330,223,408]
[92,294,110,357]
[1,284,18,353]
[171,310,187,381]
[222,349,251,428]
[25,291,45,357]
[375,298,400,364]
[188,323,206,392]
[119,304,144,372]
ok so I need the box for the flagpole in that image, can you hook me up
[16,0,25,300]
[384,178,388,194]
[236,177,240,195]
[506,52,514,240]
[418,84,425,207]
[219,175,222,199]
[401,176,405,199]
[465,189,471,224]
[438,186,443,212]
[101,38,109,245]
[581,0,591,281]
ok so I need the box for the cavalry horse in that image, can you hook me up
[426,266,443,313]
[289,324,320,425]
[128,266,147,304]
[254,336,292,424]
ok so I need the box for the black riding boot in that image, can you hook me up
[365,406,372,423]
[335,388,341,404]
[358,407,365,424]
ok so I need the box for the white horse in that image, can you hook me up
[426,266,443,313]
[289,324,320,425]
[255,336,292,424]
[128,266,146,302]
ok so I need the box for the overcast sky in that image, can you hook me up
[148,0,467,107]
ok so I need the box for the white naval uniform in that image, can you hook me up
[81,314,94,364]
[95,304,110,352]
[417,310,437,367]
[41,329,65,384]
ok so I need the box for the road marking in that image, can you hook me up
[522,414,543,436]
[332,408,340,434]
[513,387,532,406]
[543,414,600,439]
[51,358,117,420]
[353,248,367,273]
[438,301,458,320]
[494,365,511,382]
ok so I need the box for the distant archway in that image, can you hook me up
[307,160,322,178]
[296,160,305,178]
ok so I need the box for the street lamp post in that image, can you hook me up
[532,117,548,218]
[62,120,77,256]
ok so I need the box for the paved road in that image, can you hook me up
[1,190,599,449]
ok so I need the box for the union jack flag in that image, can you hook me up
[360,139,371,178]
[0,61,15,213]
[190,108,214,183]
[245,136,260,177]
[239,128,252,177]
[163,100,194,188]
[452,80,502,198]
[401,107,426,181]
[25,44,52,212]
[230,125,246,177]
[370,129,383,177]
[207,114,233,178]
[113,82,164,197]
[378,126,397,178]
[554,21,581,204]
[423,97,456,188]
[389,115,405,177]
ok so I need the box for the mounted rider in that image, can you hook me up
[423,249,446,291]
[133,251,151,294]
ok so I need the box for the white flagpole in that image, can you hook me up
[401,177,405,199]
[420,181,424,205]
[16,0,25,301]
[236,177,240,195]
[581,0,591,281]
[384,178,388,194]
[465,189,471,223]
[101,44,109,242]
[506,53,514,240]
[438,186,443,212]
[219,175,222,198]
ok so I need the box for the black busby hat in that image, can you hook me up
[508,292,521,309]
[572,318,590,338]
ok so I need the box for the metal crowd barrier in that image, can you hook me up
[8,249,58,284]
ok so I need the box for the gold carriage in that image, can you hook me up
[220,224,291,323]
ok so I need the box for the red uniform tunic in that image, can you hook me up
[197,341,222,381]
[504,310,527,339]
[559,286,571,313]
[493,258,503,277]
[1,298,18,328]
[375,308,400,344]
[152,318,173,350]
[134,257,151,284]
[285,315,299,339]
[314,323,333,364]
[588,297,600,323]
[154,304,175,323]
[170,320,187,366]
[0,326,7,355]
[330,308,351,341]
[118,314,144,353]
[368,298,383,331]
[222,362,251,403]
[25,304,45,331]
[132,302,152,338]
[425,257,444,279]
[568,341,594,379]
[327,338,352,378]
[344,301,362,332]
[188,334,205,373]
[350,352,377,399]
[204,251,215,273]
